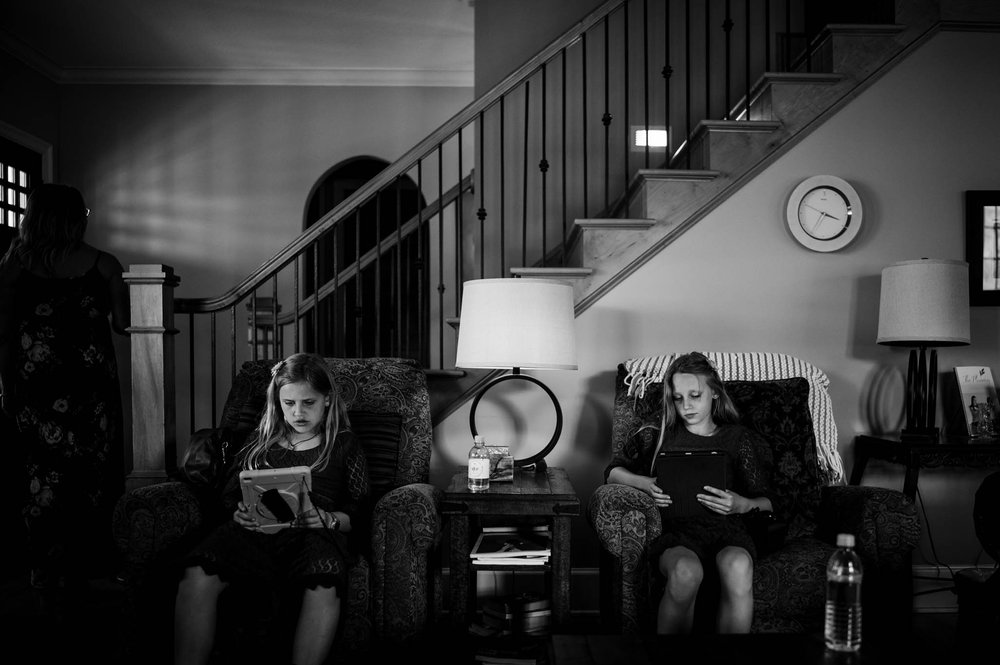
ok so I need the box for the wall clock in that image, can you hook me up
[785,175,863,252]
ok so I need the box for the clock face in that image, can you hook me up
[797,186,852,240]
[786,175,863,252]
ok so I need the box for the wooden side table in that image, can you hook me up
[441,465,580,629]
[850,434,1000,500]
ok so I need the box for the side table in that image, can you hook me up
[850,434,1000,500]
[441,466,580,630]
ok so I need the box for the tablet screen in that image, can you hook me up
[655,450,728,519]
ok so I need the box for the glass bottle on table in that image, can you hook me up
[468,434,490,491]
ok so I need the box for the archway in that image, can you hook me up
[302,157,427,358]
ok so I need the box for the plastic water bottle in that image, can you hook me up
[825,532,863,652]
[467,434,490,491]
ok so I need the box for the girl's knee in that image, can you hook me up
[717,547,753,586]
[661,552,704,590]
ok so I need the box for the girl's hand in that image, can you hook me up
[697,486,742,515]
[642,477,673,509]
[298,506,334,529]
[233,502,259,530]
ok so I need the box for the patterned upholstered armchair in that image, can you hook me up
[112,357,441,661]
[588,352,920,636]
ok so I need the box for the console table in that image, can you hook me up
[850,434,1000,500]
[441,466,580,629]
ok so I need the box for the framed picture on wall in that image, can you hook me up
[966,190,1000,306]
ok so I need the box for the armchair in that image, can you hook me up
[111,357,442,661]
[588,352,920,636]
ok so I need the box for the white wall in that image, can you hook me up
[57,84,472,297]
[435,28,1000,569]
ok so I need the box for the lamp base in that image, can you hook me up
[900,427,940,444]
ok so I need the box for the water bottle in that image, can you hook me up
[467,434,490,491]
[824,532,863,652]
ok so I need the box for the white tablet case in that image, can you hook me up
[239,466,313,533]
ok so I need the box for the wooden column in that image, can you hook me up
[123,264,180,491]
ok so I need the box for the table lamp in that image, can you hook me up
[876,258,971,442]
[455,277,577,471]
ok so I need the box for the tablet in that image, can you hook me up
[655,450,728,519]
[239,466,313,533]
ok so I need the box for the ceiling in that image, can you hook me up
[0,0,475,86]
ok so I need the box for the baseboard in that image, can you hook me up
[452,565,970,616]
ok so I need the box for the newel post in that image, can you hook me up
[123,264,180,491]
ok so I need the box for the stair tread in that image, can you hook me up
[425,368,466,378]
[756,71,845,84]
[634,169,720,180]
[696,119,782,132]
[823,23,907,35]
[575,218,656,226]
[509,267,594,276]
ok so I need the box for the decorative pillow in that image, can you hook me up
[348,410,402,503]
[725,378,821,539]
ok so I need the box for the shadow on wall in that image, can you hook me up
[860,364,906,437]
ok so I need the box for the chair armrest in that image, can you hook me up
[587,483,661,635]
[111,480,207,583]
[587,483,661,558]
[818,485,921,569]
[371,482,443,642]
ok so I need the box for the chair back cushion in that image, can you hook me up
[218,357,432,503]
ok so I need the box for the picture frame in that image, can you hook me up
[953,366,999,437]
[965,190,1000,306]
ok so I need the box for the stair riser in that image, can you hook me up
[686,128,779,174]
[812,28,908,82]
[749,80,845,124]
[626,177,724,223]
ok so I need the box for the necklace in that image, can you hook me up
[287,431,320,449]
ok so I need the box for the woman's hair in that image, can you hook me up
[0,184,89,275]
[241,352,350,472]
[659,351,740,433]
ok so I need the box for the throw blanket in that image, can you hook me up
[623,352,845,484]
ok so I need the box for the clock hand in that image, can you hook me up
[803,203,842,221]
[811,211,828,235]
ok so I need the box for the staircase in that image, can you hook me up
[125,0,949,483]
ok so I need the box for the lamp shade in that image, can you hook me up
[455,278,577,370]
[876,258,971,347]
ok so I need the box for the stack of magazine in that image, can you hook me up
[470,525,551,566]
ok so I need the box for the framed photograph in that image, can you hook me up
[965,190,1000,306]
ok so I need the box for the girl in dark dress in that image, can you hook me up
[604,352,774,634]
[0,184,130,589]
[173,352,370,665]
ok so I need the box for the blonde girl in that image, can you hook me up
[173,353,370,665]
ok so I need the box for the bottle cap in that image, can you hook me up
[474,435,485,444]
[836,533,855,547]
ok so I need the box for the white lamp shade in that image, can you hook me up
[455,278,577,370]
[876,258,971,347]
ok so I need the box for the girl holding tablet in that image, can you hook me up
[173,352,370,665]
[604,351,773,635]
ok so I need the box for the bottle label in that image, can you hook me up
[468,458,491,479]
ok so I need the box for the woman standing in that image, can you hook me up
[0,183,130,589]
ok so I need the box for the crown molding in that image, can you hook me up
[0,33,473,87]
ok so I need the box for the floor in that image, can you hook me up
[0,562,971,665]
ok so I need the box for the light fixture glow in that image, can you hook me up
[634,129,668,148]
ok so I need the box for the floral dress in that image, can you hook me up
[11,256,124,580]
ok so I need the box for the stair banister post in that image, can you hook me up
[123,264,180,491]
